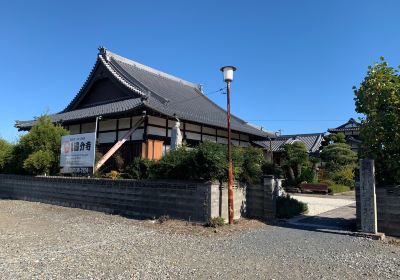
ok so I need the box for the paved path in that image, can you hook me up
[1,200,399,280]
[288,194,356,231]
[291,194,355,216]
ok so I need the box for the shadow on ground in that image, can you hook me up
[275,203,357,237]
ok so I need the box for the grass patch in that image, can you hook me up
[276,195,308,219]
[328,184,351,194]
[204,217,225,228]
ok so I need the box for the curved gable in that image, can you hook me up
[75,78,132,109]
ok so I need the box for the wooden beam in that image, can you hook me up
[95,115,145,172]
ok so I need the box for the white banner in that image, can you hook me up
[60,133,96,174]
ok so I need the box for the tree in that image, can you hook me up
[23,150,53,175]
[326,132,346,144]
[0,138,13,173]
[240,146,265,184]
[282,142,309,184]
[354,57,400,184]
[320,143,357,172]
[320,142,357,188]
[16,115,69,175]
[309,156,321,181]
[320,133,346,151]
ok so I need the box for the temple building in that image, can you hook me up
[255,133,325,165]
[16,48,272,167]
[328,118,361,152]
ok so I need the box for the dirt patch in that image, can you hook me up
[136,218,267,237]
[0,200,266,238]
[386,236,400,247]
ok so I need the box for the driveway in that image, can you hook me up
[291,193,355,216]
[289,193,356,231]
[1,199,399,279]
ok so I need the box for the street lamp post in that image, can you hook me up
[220,66,236,225]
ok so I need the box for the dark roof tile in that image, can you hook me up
[254,133,324,153]
[17,49,272,138]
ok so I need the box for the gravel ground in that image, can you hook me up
[0,200,399,280]
[291,194,355,216]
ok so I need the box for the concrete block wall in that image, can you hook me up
[0,175,275,223]
[376,186,400,237]
[209,182,246,221]
[0,175,211,222]
[246,177,276,219]
[356,184,400,237]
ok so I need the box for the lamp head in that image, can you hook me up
[220,66,237,82]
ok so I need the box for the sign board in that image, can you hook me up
[60,133,96,174]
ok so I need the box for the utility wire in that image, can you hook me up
[164,88,349,124]
[245,119,349,122]
[166,87,225,106]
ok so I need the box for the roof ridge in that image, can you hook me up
[62,59,100,112]
[309,134,323,152]
[104,49,200,89]
[279,132,325,137]
[98,55,146,97]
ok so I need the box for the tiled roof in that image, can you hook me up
[16,48,272,138]
[254,133,324,153]
[16,98,144,128]
[328,118,360,132]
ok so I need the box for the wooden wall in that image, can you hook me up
[64,114,254,168]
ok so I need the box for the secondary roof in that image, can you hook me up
[255,133,325,153]
[328,118,360,133]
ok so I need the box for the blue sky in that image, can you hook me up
[1,0,399,142]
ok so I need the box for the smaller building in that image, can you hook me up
[255,133,324,165]
[328,118,361,152]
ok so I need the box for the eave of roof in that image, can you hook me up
[16,98,144,130]
[328,127,360,132]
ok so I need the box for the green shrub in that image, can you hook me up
[329,165,355,188]
[320,143,357,172]
[299,166,316,183]
[125,158,155,179]
[149,142,265,183]
[9,115,69,175]
[23,150,53,175]
[240,147,265,184]
[262,162,284,178]
[205,217,225,227]
[276,195,308,219]
[0,138,13,173]
[328,184,351,194]
[151,146,194,180]
[191,141,227,181]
